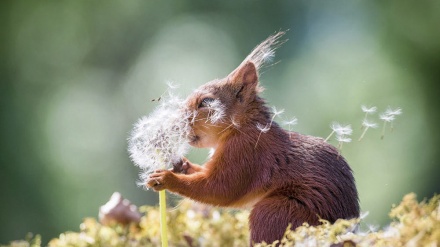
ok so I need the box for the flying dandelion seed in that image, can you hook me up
[380,114,395,122]
[379,107,402,139]
[336,131,352,152]
[361,105,378,114]
[385,107,402,116]
[361,105,377,129]
[128,92,191,185]
[324,122,352,152]
[325,122,352,142]
[385,107,402,132]
[283,117,298,131]
[336,135,352,143]
[358,119,378,141]
[254,106,284,148]
[325,123,339,142]
[271,106,285,117]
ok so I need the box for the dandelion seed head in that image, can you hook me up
[128,94,190,184]
[361,105,377,114]
[362,119,378,129]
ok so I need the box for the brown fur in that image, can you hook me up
[148,35,359,245]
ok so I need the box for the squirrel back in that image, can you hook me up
[148,32,360,245]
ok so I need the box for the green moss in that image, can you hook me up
[2,233,41,247]
[3,193,439,247]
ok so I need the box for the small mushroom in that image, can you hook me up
[99,192,141,225]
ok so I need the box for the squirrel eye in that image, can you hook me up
[199,97,214,108]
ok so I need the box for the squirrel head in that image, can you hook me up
[184,32,286,149]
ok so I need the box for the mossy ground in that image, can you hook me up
[3,193,439,247]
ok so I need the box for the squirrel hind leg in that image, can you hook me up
[249,192,318,246]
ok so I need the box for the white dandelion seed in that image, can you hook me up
[336,135,352,143]
[362,119,378,129]
[271,106,285,117]
[336,124,353,136]
[283,117,298,131]
[361,105,377,130]
[325,123,339,142]
[325,122,352,152]
[206,99,226,124]
[380,107,402,139]
[358,119,378,141]
[256,123,271,133]
[254,106,284,148]
[361,105,377,114]
[336,134,352,152]
[261,50,275,63]
[385,107,402,116]
[128,93,191,186]
[325,122,352,142]
[380,113,395,123]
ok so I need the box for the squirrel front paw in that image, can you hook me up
[172,157,193,174]
[147,170,175,191]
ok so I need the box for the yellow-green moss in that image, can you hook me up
[3,193,439,247]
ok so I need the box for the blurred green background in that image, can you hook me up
[1,0,439,244]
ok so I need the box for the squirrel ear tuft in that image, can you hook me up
[229,62,259,102]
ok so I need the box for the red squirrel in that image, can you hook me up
[147,32,360,245]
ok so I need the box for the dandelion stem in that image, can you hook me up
[159,190,168,247]
[156,149,169,247]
